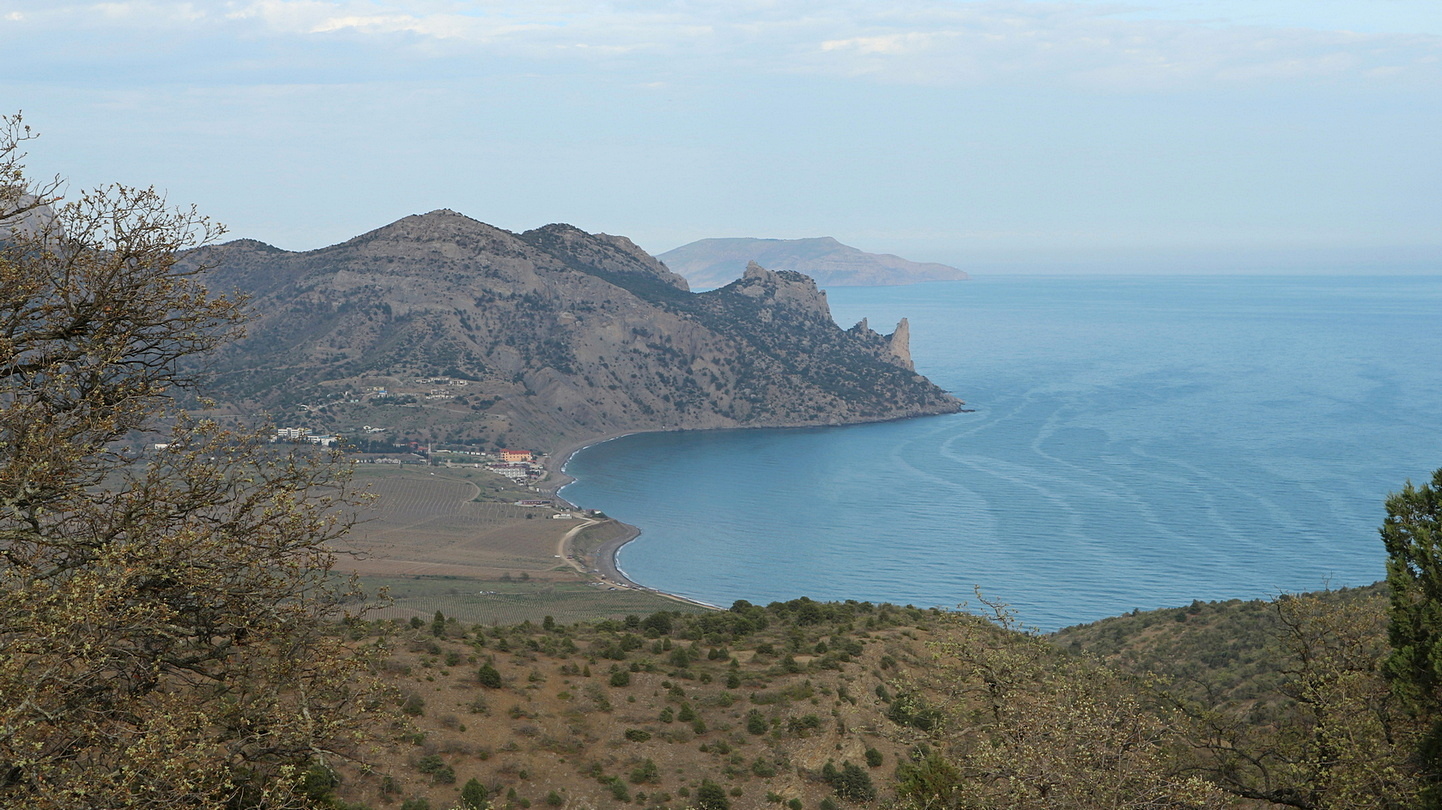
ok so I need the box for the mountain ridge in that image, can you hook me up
[190,211,962,452]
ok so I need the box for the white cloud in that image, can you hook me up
[821,31,957,56]
[2,0,1438,89]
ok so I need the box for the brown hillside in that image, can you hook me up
[189,212,962,453]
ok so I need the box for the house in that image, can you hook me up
[488,464,531,481]
[499,449,533,463]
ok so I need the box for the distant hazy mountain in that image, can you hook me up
[189,212,962,451]
[658,237,970,290]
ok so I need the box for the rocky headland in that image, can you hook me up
[193,211,963,453]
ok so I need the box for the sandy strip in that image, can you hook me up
[539,430,717,610]
[536,431,649,589]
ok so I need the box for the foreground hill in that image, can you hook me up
[658,237,970,290]
[192,212,961,452]
[326,584,1410,810]
[337,599,947,810]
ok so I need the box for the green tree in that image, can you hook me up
[477,662,503,688]
[1383,468,1442,806]
[460,777,489,809]
[0,115,383,809]
[1183,589,1421,808]
[897,604,1228,810]
[695,779,730,810]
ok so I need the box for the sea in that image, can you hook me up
[560,275,1442,630]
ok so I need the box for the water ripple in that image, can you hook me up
[564,276,1442,630]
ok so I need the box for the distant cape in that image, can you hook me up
[658,236,969,290]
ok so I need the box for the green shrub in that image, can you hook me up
[624,728,652,742]
[460,778,488,810]
[629,758,660,784]
[696,779,730,810]
[821,761,875,802]
[788,714,822,734]
[746,710,767,735]
[477,663,503,688]
[299,763,338,803]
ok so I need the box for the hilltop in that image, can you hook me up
[658,237,969,290]
[190,212,961,453]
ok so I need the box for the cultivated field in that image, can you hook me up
[341,466,571,580]
[335,464,697,624]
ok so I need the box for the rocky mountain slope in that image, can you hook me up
[192,211,962,451]
[658,237,970,290]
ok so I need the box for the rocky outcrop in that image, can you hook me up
[729,262,833,322]
[888,318,914,371]
[193,211,962,450]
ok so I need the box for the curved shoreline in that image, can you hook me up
[535,412,965,611]
[539,430,718,610]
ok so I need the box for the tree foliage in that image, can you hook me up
[1383,468,1442,807]
[0,114,383,809]
[1180,590,1420,809]
[897,604,1229,810]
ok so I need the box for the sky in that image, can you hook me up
[3,0,1440,273]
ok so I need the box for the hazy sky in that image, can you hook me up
[4,1,1440,272]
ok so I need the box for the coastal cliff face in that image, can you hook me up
[193,211,962,450]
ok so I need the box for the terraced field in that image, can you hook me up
[341,466,572,580]
[334,464,696,624]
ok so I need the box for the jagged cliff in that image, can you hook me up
[192,211,962,450]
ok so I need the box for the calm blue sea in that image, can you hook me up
[560,275,1442,630]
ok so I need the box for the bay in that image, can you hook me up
[560,275,1442,630]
